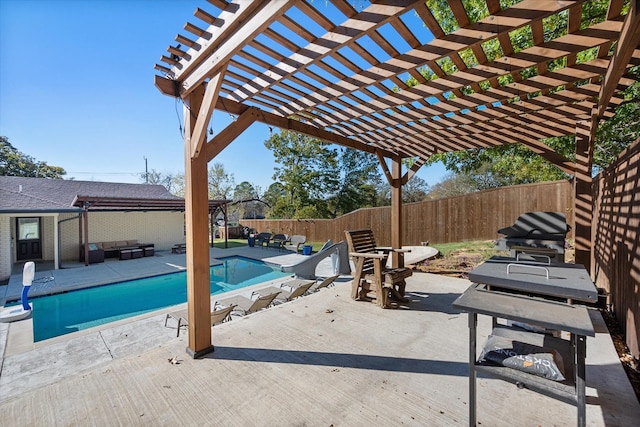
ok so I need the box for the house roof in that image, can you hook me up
[0,176,184,213]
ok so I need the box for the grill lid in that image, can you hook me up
[497,212,570,240]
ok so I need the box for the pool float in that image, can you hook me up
[0,261,35,322]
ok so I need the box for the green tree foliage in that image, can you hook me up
[422,1,639,192]
[374,179,391,206]
[431,142,570,188]
[403,175,431,202]
[264,129,338,218]
[264,129,388,218]
[262,182,286,216]
[427,172,483,199]
[593,77,640,170]
[0,136,66,178]
[233,181,265,219]
[326,148,380,217]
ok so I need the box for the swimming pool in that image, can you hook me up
[27,256,288,342]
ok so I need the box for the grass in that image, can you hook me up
[430,240,497,261]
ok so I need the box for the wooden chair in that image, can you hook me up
[344,229,413,308]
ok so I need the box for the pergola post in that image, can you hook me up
[82,206,89,267]
[183,84,214,358]
[574,114,596,273]
[390,156,403,269]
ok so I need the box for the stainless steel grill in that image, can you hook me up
[494,212,570,262]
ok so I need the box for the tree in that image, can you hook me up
[262,182,285,216]
[140,169,182,194]
[233,181,265,219]
[0,136,66,178]
[426,172,480,199]
[374,179,391,206]
[326,148,380,217]
[429,142,570,188]
[264,129,337,218]
[403,175,430,203]
[421,1,639,184]
[208,162,235,200]
[593,77,640,171]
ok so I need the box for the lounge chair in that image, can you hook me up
[268,233,288,250]
[344,229,413,308]
[164,303,236,337]
[210,303,236,325]
[283,235,306,252]
[254,232,272,248]
[259,279,315,302]
[309,274,339,292]
[219,291,281,315]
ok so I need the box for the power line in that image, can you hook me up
[66,171,140,176]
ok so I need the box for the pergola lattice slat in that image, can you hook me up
[154,0,639,357]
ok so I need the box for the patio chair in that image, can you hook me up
[259,279,315,303]
[219,290,281,316]
[283,235,306,252]
[268,233,288,250]
[344,229,413,308]
[254,232,272,248]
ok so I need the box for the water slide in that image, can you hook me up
[280,240,351,279]
[0,261,34,322]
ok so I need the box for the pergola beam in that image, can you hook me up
[597,0,640,118]
[178,1,291,97]
[203,107,257,161]
[189,70,225,159]
[213,98,400,159]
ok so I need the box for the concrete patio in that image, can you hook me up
[0,247,638,426]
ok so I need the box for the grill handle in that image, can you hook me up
[516,253,551,265]
[506,263,549,280]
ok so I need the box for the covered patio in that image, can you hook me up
[153,0,640,357]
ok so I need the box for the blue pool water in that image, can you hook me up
[26,256,288,342]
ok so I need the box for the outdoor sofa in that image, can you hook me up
[85,240,154,261]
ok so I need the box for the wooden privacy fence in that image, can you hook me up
[241,180,573,246]
[243,164,640,359]
[592,138,640,359]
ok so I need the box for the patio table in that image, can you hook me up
[453,256,597,427]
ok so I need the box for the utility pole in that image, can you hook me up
[144,156,148,184]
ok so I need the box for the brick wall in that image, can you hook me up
[0,216,11,280]
[59,211,185,260]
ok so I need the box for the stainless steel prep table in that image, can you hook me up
[453,256,597,427]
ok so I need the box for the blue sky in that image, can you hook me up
[0,0,447,191]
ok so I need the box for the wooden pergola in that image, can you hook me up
[154,0,640,357]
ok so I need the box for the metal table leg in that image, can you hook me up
[469,312,477,427]
[575,333,586,427]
